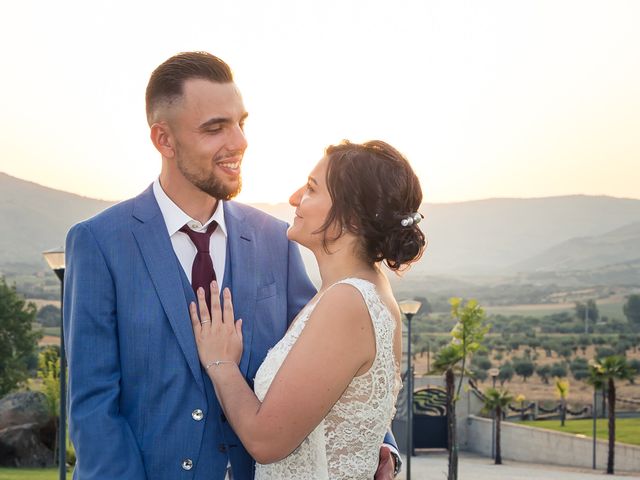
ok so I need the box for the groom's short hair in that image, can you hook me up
[145,51,234,125]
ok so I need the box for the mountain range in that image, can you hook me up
[2,172,640,288]
[0,173,113,272]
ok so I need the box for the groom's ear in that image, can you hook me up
[150,122,175,159]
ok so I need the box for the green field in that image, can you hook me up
[597,302,626,321]
[485,305,572,318]
[518,417,640,446]
[0,468,67,480]
[484,300,625,321]
[41,327,60,337]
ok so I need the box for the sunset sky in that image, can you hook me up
[1,1,639,204]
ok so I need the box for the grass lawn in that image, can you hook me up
[0,468,67,480]
[518,417,640,446]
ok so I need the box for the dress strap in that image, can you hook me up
[332,278,381,310]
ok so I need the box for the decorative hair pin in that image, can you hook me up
[400,212,423,228]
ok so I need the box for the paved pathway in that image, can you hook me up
[397,452,640,479]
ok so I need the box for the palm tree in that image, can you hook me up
[587,368,606,419]
[432,344,462,480]
[482,388,514,465]
[588,356,636,474]
[555,378,569,427]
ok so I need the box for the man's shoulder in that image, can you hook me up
[69,188,150,238]
[75,197,136,229]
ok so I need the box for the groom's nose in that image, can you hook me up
[228,123,248,152]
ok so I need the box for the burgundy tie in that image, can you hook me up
[180,222,218,308]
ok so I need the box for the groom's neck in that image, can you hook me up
[158,172,219,224]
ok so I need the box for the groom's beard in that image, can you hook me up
[176,146,243,201]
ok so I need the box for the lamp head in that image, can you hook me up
[43,248,65,281]
[399,299,421,316]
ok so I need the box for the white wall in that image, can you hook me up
[466,415,640,473]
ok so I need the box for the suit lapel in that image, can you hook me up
[131,186,205,393]
[224,203,257,376]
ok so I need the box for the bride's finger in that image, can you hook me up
[210,281,222,325]
[197,287,211,329]
[223,288,235,326]
[235,318,243,342]
[189,301,200,334]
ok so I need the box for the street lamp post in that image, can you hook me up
[399,299,421,480]
[488,368,500,460]
[489,368,499,390]
[592,386,597,470]
[43,248,66,480]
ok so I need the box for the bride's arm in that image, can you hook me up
[191,281,375,464]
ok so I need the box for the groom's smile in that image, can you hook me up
[215,154,242,177]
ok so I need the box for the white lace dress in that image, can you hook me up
[253,278,401,479]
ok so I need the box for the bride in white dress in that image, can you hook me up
[190,140,425,479]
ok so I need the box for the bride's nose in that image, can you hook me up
[289,186,304,207]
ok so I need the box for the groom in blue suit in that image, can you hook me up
[64,52,399,479]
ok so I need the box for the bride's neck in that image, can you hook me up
[315,246,376,291]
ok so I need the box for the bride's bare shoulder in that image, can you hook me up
[315,282,369,313]
[309,283,374,332]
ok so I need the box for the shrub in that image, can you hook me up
[499,362,514,385]
[513,357,535,382]
[550,362,568,378]
[36,304,62,327]
[596,347,616,359]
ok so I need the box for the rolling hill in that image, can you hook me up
[2,172,640,287]
[0,172,115,272]
[512,221,640,272]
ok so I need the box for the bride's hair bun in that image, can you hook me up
[318,140,426,270]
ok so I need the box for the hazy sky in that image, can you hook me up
[1,0,639,204]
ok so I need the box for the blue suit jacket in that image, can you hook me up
[64,186,316,479]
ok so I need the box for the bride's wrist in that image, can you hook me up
[205,359,236,370]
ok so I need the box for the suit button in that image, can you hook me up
[181,459,193,470]
[218,444,227,453]
[192,409,204,421]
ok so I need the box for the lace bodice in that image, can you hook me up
[253,278,401,479]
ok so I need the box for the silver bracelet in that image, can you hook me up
[205,360,235,370]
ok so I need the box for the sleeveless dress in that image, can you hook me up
[253,278,402,479]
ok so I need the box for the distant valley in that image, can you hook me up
[2,172,640,304]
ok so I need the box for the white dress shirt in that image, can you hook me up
[153,178,227,284]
